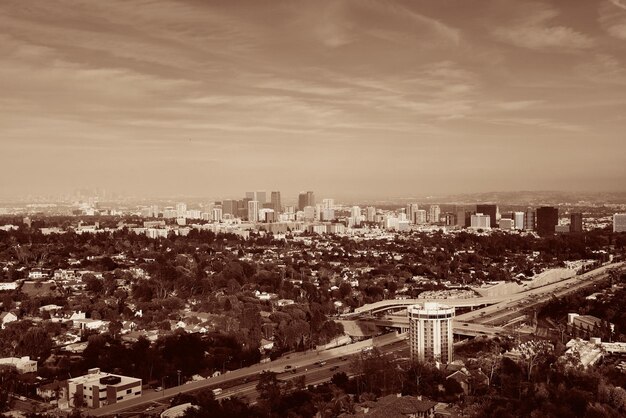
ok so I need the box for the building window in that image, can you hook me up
[127,389,132,394]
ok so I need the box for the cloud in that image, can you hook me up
[496,100,543,111]
[600,0,626,40]
[609,0,626,11]
[493,3,593,51]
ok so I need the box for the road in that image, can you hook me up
[89,262,622,416]
[457,262,623,324]
[89,333,407,417]
[362,316,505,337]
[353,262,623,317]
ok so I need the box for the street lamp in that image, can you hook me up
[177,370,181,387]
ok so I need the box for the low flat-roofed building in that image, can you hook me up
[564,338,604,368]
[67,368,142,408]
[0,356,37,374]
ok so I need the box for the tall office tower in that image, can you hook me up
[322,198,334,209]
[221,200,235,215]
[476,204,498,228]
[303,206,315,221]
[429,205,441,224]
[270,191,281,212]
[406,203,419,224]
[525,209,535,230]
[456,210,467,227]
[298,192,307,211]
[315,204,323,220]
[471,213,491,228]
[237,200,248,219]
[499,218,514,229]
[259,208,275,223]
[366,206,376,223]
[570,213,583,233]
[298,191,315,210]
[321,208,335,221]
[513,212,525,230]
[212,207,223,222]
[613,213,626,232]
[306,191,315,208]
[247,200,259,222]
[351,206,361,226]
[256,191,267,204]
[536,206,559,234]
[415,210,427,224]
[408,303,454,363]
[245,191,255,200]
[176,202,187,218]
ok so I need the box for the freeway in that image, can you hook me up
[89,333,407,417]
[457,262,624,324]
[352,295,504,315]
[353,262,623,317]
[360,316,505,337]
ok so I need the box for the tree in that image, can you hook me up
[83,273,103,295]
[256,371,281,409]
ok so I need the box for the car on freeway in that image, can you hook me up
[330,366,340,371]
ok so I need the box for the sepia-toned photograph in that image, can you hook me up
[1,1,626,417]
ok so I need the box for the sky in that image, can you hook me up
[1,0,626,200]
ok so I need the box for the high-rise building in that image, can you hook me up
[247,200,259,222]
[415,210,427,224]
[614,213,626,233]
[298,192,307,211]
[222,200,235,216]
[298,191,315,211]
[513,212,525,230]
[246,191,266,204]
[476,204,498,228]
[456,210,467,227]
[429,205,440,224]
[176,202,187,219]
[321,208,335,221]
[570,213,583,233]
[536,206,559,234]
[270,191,281,212]
[212,207,223,222]
[366,206,376,223]
[306,191,315,208]
[303,206,315,221]
[298,191,315,210]
[499,218,514,230]
[525,209,535,231]
[259,208,275,223]
[322,198,334,209]
[471,213,491,229]
[351,206,361,226]
[406,203,419,224]
[408,303,454,364]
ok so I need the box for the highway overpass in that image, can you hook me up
[359,316,505,337]
[352,296,504,315]
[352,262,624,317]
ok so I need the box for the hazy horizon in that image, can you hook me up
[2,0,626,199]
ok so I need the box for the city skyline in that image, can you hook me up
[2,0,626,199]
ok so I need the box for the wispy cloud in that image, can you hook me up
[600,0,626,40]
[493,3,594,51]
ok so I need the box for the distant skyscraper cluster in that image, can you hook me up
[123,188,626,238]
